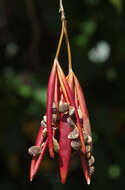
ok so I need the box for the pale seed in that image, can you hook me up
[78,107,82,119]
[69,106,75,116]
[59,101,69,113]
[28,146,41,156]
[89,166,95,175]
[86,145,91,153]
[41,120,47,128]
[87,135,92,144]
[53,137,59,152]
[71,140,81,150]
[43,115,47,122]
[86,152,91,159]
[67,117,75,127]
[42,128,47,137]
[68,127,79,139]
[88,156,95,166]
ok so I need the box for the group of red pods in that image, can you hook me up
[28,58,95,185]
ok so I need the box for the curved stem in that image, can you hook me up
[63,21,72,72]
[55,21,64,59]
[56,0,72,72]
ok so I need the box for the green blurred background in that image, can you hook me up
[0,0,125,189]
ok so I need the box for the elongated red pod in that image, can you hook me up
[47,60,57,158]
[73,73,91,184]
[80,153,90,185]
[57,63,86,154]
[54,75,59,107]
[59,113,71,184]
[30,126,44,181]
[33,139,48,179]
[73,73,92,136]
[35,126,44,145]
[74,86,79,108]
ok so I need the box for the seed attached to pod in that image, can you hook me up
[86,135,92,145]
[52,114,57,123]
[86,152,91,159]
[28,146,41,156]
[86,145,91,153]
[67,117,75,127]
[78,107,82,119]
[59,101,69,113]
[69,106,75,116]
[89,166,95,175]
[68,127,79,139]
[71,140,81,151]
[41,120,47,128]
[42,128,47,137]
[52,102,57,114]
[88,156,95,166]
[83,132,88,142]
[43,115,47,122]
[53,137,59,152]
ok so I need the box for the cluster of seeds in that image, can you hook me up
[28,100,95,176]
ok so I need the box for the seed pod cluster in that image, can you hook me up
[28,44,94,185]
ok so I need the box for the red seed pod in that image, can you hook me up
[74,73,92,137]
[33,139,48,178]
[47,60,57,158]
[57,62,86,154]
[80,153,91,185]
[59,113,71,184]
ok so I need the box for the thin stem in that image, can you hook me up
[55,22,64,59]
[56,0,72,72]
[63,21,72,72]
[59,0,65,20]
